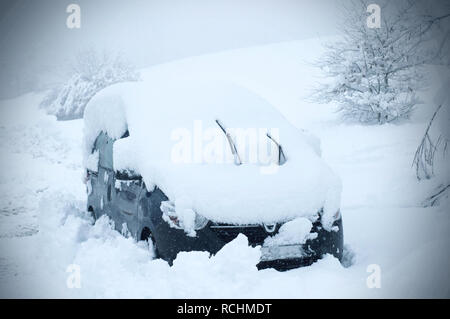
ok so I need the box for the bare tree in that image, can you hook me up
[413,84,450,207]
[314,0,450,124]
[413,104,445,180]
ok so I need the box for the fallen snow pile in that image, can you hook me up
[3,187,449,298]
[84,80,342,228]
[2,191,352,298]
[0,92,84,238]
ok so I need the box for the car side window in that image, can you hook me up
[94,132,114,170]
[116,172,142,197]
[113,130,139,182]
[101,135,114,170]
[115,179,141,205]
[120,188,137,201]
[112,129,144,202]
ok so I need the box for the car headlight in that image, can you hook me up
[318,207,341,221]
[193,213,209,230]
[161,200,209,231]
[333,210,341,220]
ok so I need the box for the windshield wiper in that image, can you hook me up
[215,119,241,165]
[266,133,287,165]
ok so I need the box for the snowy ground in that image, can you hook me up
[0,39,449,298]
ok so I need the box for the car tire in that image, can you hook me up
[88,207,96,223]
[140,227,160,258]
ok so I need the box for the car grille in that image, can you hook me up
[209,223,280,246]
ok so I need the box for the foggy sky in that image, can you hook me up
[1,0,448,100]
[0,0,343,99]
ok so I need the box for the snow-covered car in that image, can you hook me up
[83,79,344,270]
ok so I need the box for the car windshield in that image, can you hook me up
[215,119,286,166]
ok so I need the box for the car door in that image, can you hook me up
[88,132,114,218]
[114,170,143,238]
[86,156,99,213]
[98,166,114,217]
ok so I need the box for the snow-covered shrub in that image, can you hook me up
[40,49,140,120]
[314,0,449,124]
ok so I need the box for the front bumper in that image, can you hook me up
[257,217,344,271]
[154,215,344,271]
[257,244,313,271]
[257,256,317,271]
[260,244,307,262]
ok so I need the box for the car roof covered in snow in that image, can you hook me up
[83,78,341,227]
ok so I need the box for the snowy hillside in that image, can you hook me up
[0,39,449,298]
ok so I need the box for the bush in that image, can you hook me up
[40,49,140,120]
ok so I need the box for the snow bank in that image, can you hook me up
[0,92,85,238]
[3,191,351,298]
[84,79,342,227]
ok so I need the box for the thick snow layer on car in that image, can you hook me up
[83,80,342,227]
